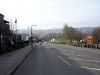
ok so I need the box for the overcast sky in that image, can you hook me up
[0,0,100,29]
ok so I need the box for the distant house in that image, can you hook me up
[20,33,30,42]
[12,33,30,42]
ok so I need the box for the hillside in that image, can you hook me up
[18,27,97,37]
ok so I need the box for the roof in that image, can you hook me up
[0,13,4,17]
[4,20,9,23]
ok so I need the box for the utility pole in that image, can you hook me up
[31,25,37,48]
[31,26,33,48]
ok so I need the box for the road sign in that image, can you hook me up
[86,36,93,44]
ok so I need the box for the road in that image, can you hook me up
[13,44,100,75]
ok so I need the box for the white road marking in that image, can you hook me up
[57,56,71,66]
[76,66,100,71]
[69,58,100,63]
[76,55,88,57]
[63,54,89,57]
[63,54,74,56]
[57,56,100,71]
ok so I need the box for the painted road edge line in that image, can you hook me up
[57,56,71,66]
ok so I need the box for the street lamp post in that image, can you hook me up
[31,25,37,48]
[15,19,18,47]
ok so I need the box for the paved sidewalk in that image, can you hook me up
[0,46,33,75]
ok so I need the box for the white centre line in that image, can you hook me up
[69,58,100,63]
[76,66,100,71]
[57,56,71,66]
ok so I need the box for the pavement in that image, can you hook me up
[12,44,100,75]
[0,46,33,75]
[1,44,100,75]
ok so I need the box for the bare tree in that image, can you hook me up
[68,27,76,43]
[74,30,83,42]
[93,27,100,48]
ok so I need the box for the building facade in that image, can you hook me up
[0,13,11,52]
